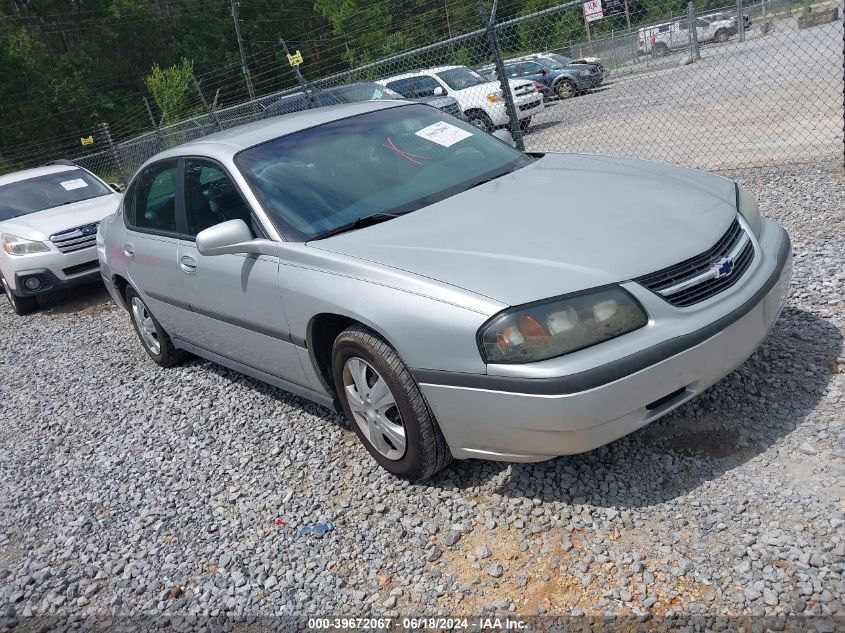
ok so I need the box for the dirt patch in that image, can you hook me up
[439,526,717,617]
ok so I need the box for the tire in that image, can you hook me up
[714,28,730,42]
[465,111,494,132]
[125,287,184,367]
[519,117,531,132]
[654,42,670,56]
[0,274,37,316]
[332,325,452,480]
[554,80,576,99]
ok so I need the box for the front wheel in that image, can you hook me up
[714,28,730,42]
[555,80,576,99]
[332,325,452,480]
[1,275,37,316]
[519,117,531,132]
[465,111,494,132]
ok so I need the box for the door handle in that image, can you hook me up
[180,255,197,274]
[123,243,135,258]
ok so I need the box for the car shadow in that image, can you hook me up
[37,281,113,315]
[427,308,842,508]
[524,121,561,135]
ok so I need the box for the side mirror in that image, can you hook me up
[109,182,123,193]
[433,86,444,96]
[492,129,516,147]
[196,219,276,257]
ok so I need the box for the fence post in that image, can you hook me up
[736,0,746,42]
[476,0,525,151]
[688,2,701,60]
[143,96,166,146]
[190,74,222,130]
[98,122,126,182]
[279,37,313,108]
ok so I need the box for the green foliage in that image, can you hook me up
[144,58,194,126]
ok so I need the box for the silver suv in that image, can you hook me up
[0,162,122,315]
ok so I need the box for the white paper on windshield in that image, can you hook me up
[415,121,473,147]
[60,178,88,191]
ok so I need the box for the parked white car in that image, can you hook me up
[378,65,543,132]
[0,162,122,315]
[638,17,736,55]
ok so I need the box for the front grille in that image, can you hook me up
[519,99,541,112]
[50,222,99,253]
[63,260,99,276]
[635,218,754,307]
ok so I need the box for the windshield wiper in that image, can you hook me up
[467,170,513,191]
[312,212,402,240]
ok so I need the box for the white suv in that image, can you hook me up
[0,162,122,315]
[378,65,543,132]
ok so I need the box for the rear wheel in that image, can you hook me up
[332,325,452,480]
[714,28,730,42]
[465,111,494,132]
[125,287,184,367]
[654,42,670,56]
[0,275,37,316]
[555,80,576,99]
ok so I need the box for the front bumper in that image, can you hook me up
[418,224,792,462]
[12,261,101,296]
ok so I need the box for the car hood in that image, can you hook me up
[0,193,122,241]
[311,154,738,306]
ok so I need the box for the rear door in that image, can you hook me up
[175,157,310,385]
[123,160,192,336]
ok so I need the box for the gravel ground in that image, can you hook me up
[0,163,843,631]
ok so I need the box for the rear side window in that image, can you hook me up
[386,76,440,98]
[129,161,178,234]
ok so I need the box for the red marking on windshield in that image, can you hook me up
[384,136,428,165]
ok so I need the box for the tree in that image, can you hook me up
[144,58,194,126]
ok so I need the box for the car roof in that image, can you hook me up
[141,101,409,167]
[0,164,79,187]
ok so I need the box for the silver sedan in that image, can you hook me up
[97,101,792,479]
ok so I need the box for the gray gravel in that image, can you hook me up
[0,163,843,629]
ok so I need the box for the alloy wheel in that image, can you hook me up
[130,296,161,355]
[342,357,406,460]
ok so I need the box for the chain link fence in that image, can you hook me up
[37,0,845,181]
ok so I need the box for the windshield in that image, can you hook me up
[235,104,531,241]
[436,67,490,90]
[537,54,574,69]
[0,168,112,221]
[330,83,404,102]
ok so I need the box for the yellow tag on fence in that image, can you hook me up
[287,50,303,67]
[80,136,94,146]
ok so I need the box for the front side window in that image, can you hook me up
[436,67,489,90]
[235,104,531,241]
[0,168,112,221]
[130,161,177,233]
[183,159,252,237]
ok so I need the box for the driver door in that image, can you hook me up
[175,157,310,386]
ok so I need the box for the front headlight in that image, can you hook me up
[736,184,761,236]
[486,90,503,103]
[478,286,649,364]
[1,233,50,256]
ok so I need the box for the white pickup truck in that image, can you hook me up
[638,16,737,56]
